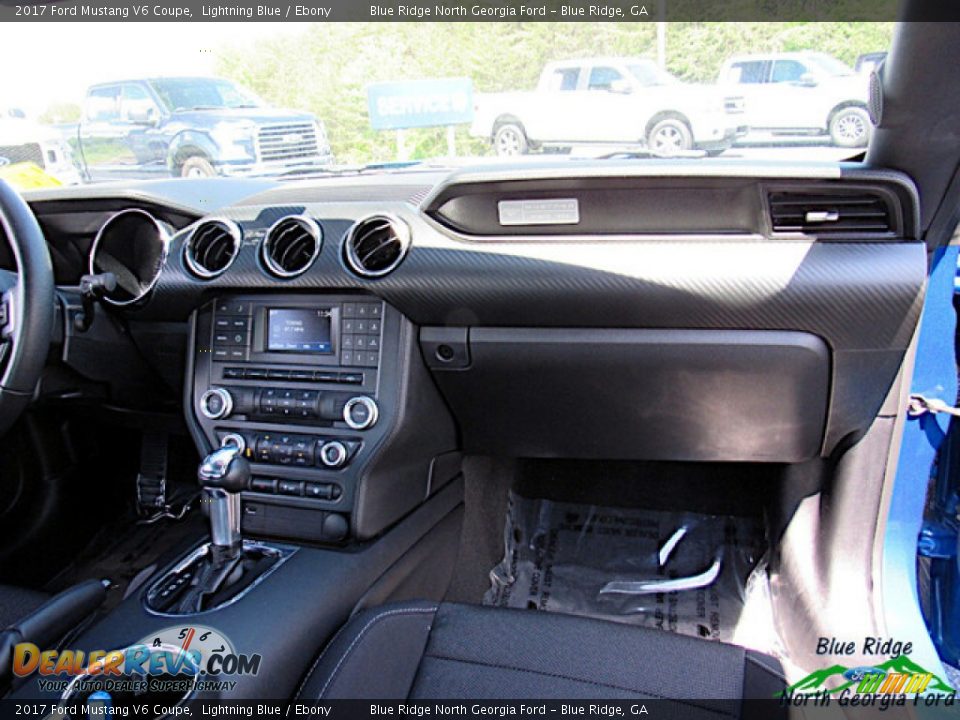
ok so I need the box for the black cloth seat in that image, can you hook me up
[297,601,785,717]
[0,585,48,630]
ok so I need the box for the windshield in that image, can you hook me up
[0,20,892,189]
[805,53,856,77]
[149,78,265,112]
[628,62,678,87]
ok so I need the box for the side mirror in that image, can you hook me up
[609,79,633,94]
[797,73,819,88]
[129,107,158,126]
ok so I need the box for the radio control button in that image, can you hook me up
[216,300,250,315]
[199,388,233,420]
[249,477,277,493]
[277,480,303,496]
[343,396,378,430]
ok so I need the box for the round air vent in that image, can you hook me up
[261,216,322,278]
[184,218,242,279]
[343,214,411,278]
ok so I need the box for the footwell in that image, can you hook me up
[485,492,767,643]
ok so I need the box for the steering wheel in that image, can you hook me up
[0,180,55,436]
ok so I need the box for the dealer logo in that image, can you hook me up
[141,625,261,676]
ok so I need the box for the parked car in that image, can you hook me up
[856,51,888,74]
[470,57,746,156]
[0,108,81,185]
[70,77,335,181]
[718,51,872,147]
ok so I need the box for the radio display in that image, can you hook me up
[266,308,333,354]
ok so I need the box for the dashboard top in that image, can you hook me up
[5,157,929,458]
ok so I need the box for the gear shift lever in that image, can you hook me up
[145,440,283,614]
[198,442,250,554]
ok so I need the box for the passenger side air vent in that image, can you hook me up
[261,216,322,278]
[768,190,895,235]
[343,214,411,278]
[184,219,242,278]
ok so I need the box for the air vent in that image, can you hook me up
[344,214,411,278]
[768,191,894,235]
[261,216,322,278]
[184,219,242,278]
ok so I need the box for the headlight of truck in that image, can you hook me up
[211,122,257,158]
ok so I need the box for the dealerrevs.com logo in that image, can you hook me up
[12,625,260,694]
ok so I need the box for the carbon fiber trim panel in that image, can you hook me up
[137,166,926,457]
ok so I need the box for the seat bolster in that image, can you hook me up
[298,601,787,715]
[296,600,439,700]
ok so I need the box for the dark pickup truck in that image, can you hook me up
[71,76,334,181]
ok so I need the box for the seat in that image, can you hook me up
[296,601,786,717]
[0,586,49,630]
[0,580,107,694]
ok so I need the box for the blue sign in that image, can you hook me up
[366,78,474,131]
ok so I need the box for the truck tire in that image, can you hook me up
[180,156,216,178]
[828,106,871,148]
[646,117,693,155]
[493,123,529,157]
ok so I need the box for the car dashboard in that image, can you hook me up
[17,160,926,545]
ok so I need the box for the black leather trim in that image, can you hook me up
[0,580,107,693]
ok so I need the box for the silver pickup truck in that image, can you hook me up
[471,57,745,156]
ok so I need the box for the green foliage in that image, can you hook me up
[39,102,81,125]
[215,22,893,164]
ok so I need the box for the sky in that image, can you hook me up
[0,23,307,116]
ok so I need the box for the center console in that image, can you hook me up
[7,294,463,701]
[187,293,459,544]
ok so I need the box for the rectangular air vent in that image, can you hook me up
[768,190,895,235]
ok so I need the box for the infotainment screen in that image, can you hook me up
[266,308,333,353]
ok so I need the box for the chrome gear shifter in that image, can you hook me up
[198,442,249,553]
[144,440,285,615]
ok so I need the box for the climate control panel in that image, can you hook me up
[199,385,379,430]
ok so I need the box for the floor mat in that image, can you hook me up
[485,492,766,642]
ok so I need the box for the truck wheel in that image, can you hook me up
[647,118,693,155]
[829,106,871,148]
[180,156,216,178]
[493,123,529,157]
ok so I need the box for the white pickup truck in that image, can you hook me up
[717,52,872,147]
[470,57,746,156]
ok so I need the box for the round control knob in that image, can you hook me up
[343,396,378,430]
[221,433,246,454]
[200,388,233,420]
[319,441,348,468]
